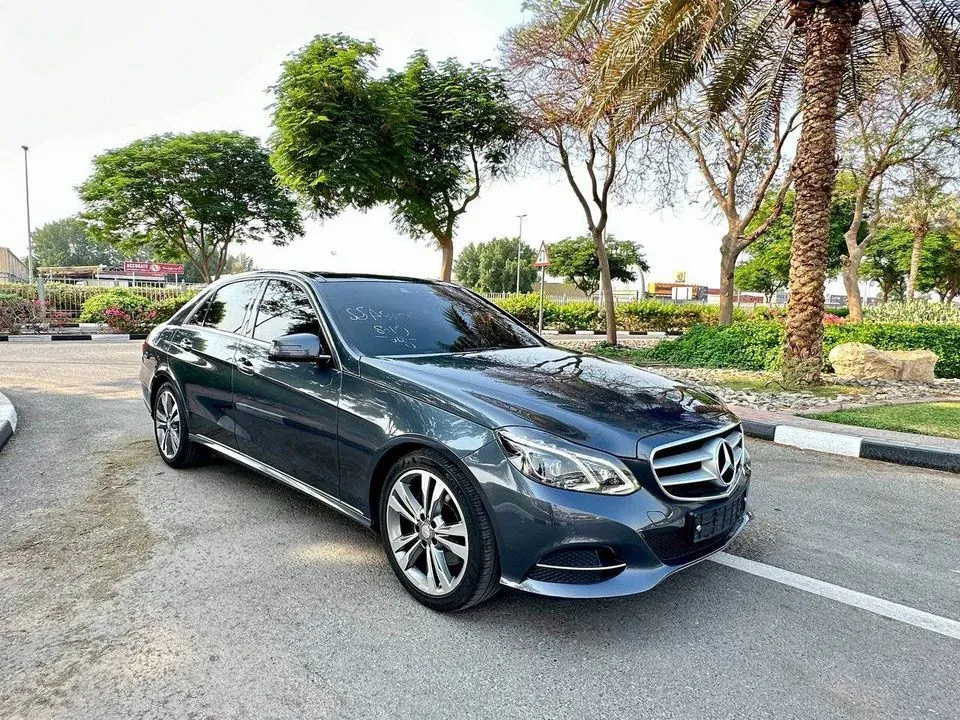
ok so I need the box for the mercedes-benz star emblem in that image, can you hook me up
[715,440,736,485]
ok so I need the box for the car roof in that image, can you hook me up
[224,270,443,285]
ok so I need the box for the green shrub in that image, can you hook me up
[554,302,601,332]
[829,307,850,318]
[824,323,960,379]
[79,289,153,323]
[151,291,197,323]
[865,301,960,325]
[493,294,560,327]
[641,321,786,370]
[615,301,675,331]
[636,320,960,378]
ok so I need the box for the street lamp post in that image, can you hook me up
[515,213,527,294]
[21,146,34,281]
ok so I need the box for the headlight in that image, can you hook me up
[498,428,639,495]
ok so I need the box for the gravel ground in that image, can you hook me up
[1,343,958,719]
[653,367,960,412]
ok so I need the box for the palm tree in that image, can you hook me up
[894,170,960,300]
[576,0,960,382]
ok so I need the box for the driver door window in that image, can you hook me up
[252,280,322,344]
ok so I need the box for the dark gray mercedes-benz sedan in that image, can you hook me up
[140,271,751,611]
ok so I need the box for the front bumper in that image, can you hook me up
[462,440,751,599]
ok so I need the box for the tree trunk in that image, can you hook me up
[782,4,857,385]
[718,238,738,325]
[841,247,864,322]
[438,235,454,282]
[906,230,926,302]
[593,229,617,345]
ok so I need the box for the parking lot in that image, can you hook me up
[1,342,957,719]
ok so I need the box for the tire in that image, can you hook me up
[152,381,205,468]
[379,449,500,612]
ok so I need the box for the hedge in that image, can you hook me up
[492,295,742,333]
[636,320,960,378]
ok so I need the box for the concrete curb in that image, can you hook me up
[0,333,149,343]
[0,391,17,451]
[741,418,960,474]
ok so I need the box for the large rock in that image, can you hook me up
[886,350,939,382]
[828,342,938,382]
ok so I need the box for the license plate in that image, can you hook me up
[687,487,746,543]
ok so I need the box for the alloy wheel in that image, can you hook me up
[385,469,470,596]
[154,388,182,460]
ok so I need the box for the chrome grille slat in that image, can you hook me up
[659,468,716,486]
[651,448,713,470]
[649,423,746,502]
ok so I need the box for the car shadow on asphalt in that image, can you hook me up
[196,451,746,638]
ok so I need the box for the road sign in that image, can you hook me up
[123,261,185,275]
[534,242,550,268]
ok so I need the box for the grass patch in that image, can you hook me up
[808,402,960,440]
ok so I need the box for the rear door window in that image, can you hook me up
[201,281,261,335]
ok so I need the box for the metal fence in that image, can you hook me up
[0,281,201,322]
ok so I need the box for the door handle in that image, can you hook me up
[179,338,193,350]
[236,356,255,375]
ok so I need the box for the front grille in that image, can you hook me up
[649,423,746,501]
[526,547,625,584]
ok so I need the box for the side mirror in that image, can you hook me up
[268,333,331,364]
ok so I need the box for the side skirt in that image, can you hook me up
[189,434,372,528]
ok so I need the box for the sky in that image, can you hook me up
[0,0,733,288]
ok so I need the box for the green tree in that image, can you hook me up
[79,132,303,283]
[502,2,645,344]
[549,236,649,297]
[734,257,787,303]
[916,229,960,303]
[31,216,124,269]
[892,171,959,301]
[454,237,536,293]
[862,228,911,302]
[576,0,960,382]
[738,188,854,300]
[270,34,521,282]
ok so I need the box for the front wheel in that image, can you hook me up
[380,449,500,612]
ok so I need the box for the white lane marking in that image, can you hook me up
[773,425,862,457]
[710,552,960,641]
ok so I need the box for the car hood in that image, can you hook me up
[360,346,738,458]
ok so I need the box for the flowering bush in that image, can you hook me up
[0,295,68,334]
[79,290,154,323]
[103,307,159,334]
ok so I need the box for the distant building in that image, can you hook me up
[36,265,185,289]
[0,247,29,282]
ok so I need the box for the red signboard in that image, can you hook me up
[122,261,185,275]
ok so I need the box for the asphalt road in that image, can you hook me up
[1,342,958,720]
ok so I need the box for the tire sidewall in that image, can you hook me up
[379,451,490,611]
[152,381,191,467]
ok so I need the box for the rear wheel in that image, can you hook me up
[380,449,500,611]
[153,382,205,468]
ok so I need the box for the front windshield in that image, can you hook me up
[316,280,542,357]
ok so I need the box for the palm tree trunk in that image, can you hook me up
[718,238,737,326]
[782,4,858,384]
[593,229,617,345]
[906,230,926,302]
